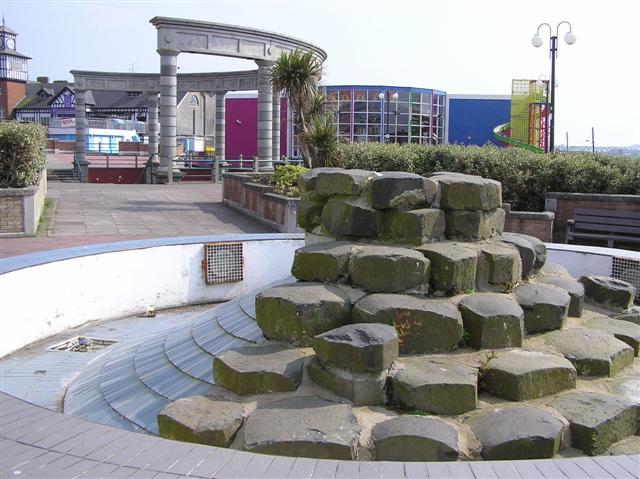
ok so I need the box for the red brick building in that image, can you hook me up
[0,22,30,119]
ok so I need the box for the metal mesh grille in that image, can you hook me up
[203,242,244,284]
[611,256,640,303]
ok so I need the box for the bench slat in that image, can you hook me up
[573,216,640,228]
[572,222,640,235]
[573,208,640,219]
[567,231,640,243]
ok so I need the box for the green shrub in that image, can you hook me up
[271,164,309,197]
[337,143,639,211]
[0,122,47,188]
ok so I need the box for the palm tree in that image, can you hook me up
[270,49,334,168]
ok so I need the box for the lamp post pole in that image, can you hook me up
[532,21,576,153]
[379,90,398,143]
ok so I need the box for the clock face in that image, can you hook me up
[6,38,15,50]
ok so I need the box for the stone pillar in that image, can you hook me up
[158,49,179,184]
[147,92,159,159]
[74,89,89,182]
[256,60,274,171]
[215,91,226,179]
[272,90,281,162]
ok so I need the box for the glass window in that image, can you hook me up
[411,103,421,114]
[354,125,367,135]
[396,102,409,115]
[396,136,408,144]
[368,101,381,112]
[354,113,367,124]
[354,90,367,102]
[339,124,351,135]
[339,90,352,102]
[411,126,421,136]
[354,101,367,112]
[368,113,381,124]
[339,102,351,113]
[339,112,351,124]
[368,90,382,101]
[353,135,366,143]
[397,113,409,126]
[368,125,381,136]
[397,91,409,102]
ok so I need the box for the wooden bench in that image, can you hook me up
[566,208,640,247]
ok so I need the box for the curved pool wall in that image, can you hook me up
[0,233,304,357]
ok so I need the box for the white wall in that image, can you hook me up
[0,239,303,357]
[546,244,639,279]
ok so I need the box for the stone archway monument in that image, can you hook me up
[150,17,327,183]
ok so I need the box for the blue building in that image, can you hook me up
[445,94,511,146]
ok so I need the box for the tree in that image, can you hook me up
[270,49,336,168]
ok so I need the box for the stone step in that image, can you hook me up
[514,283,570,334]
[164,321,216,383]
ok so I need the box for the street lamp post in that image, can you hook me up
[531,21,576,152]
[378,90,399,143]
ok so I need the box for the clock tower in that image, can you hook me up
[0,21,30,119]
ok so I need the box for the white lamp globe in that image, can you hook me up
[391,92,399,101]
[531,34,543,47]
[564,31,576,45]
[378,92,385,100]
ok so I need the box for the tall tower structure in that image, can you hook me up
[0,21,30,119]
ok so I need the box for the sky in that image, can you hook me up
[4,0,640,147]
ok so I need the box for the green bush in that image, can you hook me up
[271,164,309,198]
[337,143,640,211]
[0,122,47,188]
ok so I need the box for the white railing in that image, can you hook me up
[42,117,147,133]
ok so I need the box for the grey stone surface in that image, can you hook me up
[315,168,373,196]
[545,328,634,376]
[157,395,244,447]
[444,208,505,241]
[482,350,576,400]
[321,197,382,237]
[608,436,640,455]
[213,343,310,395]
[382,208,445,245]
[352,294,463,354]
[415,242,478,295]
[431,173,502,211]
[464,405,564,460]
[348,245,430,293]
[370,171,431,210]
[499,233,537,279]
[242,396,360,459]
[390,356,477,415]
[583,317,640,356]
[611,306,640,326]
[536,276,585,317]
[539,262,572,278]
[307,357,387,406]
[312,323,399,372]
[470,241,522,292]
[372,416,460,461]
[513,283,570,333]
[291,241,356,282]
[297,195,327,230]
[298,167,338,193]
[581,275,636,312]
[549,391,640,456]
[255,282,352,345]
[458,293,524,349]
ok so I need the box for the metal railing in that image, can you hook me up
[41,117,147,133]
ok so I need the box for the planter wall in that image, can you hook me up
[223,173,301,233]
[504,210,555,242]
[0,170,47,237]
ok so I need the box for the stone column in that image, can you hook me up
[74,89,89,182]
[158,49,179,184]
[147,92,159,159]
[215,91,226,177]
[272,90,281,162]
[256,60,274,171]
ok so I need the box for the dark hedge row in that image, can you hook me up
[336,143,639,211]
[0,122,47,188]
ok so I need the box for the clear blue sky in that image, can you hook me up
[4,0,640,146]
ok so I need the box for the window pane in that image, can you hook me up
[354,90,367,101]
[412,103,421,114]
[411,126,421,136]
[354,101,367,112]
[354,113,367,123]
[368,101,381,112]
[339,112,351,123]
[339,90,352,101]
[339,124,351,135]
[368,113,381,123]
[368,125,381,136]
[368,90,382,101]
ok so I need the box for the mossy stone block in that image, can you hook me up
[416,242,478,295]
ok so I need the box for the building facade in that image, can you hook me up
[445,94,511,146]
[0,23,30,119]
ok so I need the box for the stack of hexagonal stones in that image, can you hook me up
[157,169,640,462]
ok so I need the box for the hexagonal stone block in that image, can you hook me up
[255,282,353,345]
[312,323,398,372]
[370,171,434,210]
[513,283,570,333]
[549,391,640,456]
[390,357,477,415]
[372,416,461,461]
[213,343,311,395]
[457,293,524,349]
[482,350,576,400]
[545,328,634,376]
[445,208,505,241]
[242,396,360,459]
[540,262,572,278]
[315,168,373,196]
[321,197,382,237]
[291,242,356,283]
[307,357,386,406]
[431,172,502,211]
[157,395,243,447]
[611,306,640,326]
[580,275,636,312]
[536,276,585,317]
[352,294,463,354]
[382,208,445,245]
[583,317,640,356]
[470,241,522,293]
[499,233,537,279]
[348,245,430,293]
[464,406,564,460]
[298,167,337,193]
[416,242,478,295]
[608,436,640,455]
[297,194,326,230]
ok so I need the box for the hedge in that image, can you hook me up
[0,121,47,188]
[337,143,640,211]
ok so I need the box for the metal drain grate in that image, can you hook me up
[203,242,244,284]
[48,336,117,352]
[611,256,640,303]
